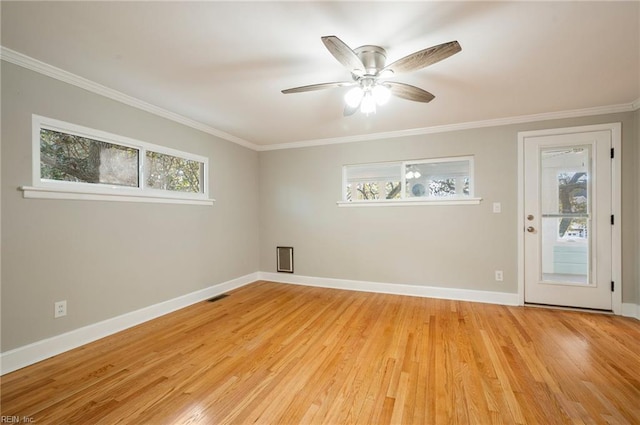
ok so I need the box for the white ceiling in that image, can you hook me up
[2,1,639,149]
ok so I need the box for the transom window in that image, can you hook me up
[23,115,212,205]
[343,162,402,201]
[340,156,479,206]
[405,158,471,199]
[40,128,140,188]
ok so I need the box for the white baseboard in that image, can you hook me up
[9,272,627,375]
[622,303,640,320]
[258,272,520,306]
[0,272,258,375]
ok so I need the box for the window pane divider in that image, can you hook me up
[139,147,147,191]
[400,160,409,199]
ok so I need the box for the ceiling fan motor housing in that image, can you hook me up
[354,45,387,74]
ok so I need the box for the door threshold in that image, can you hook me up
[524,302,613,315]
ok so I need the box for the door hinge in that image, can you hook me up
[611,148,615,159]
[611,214,615,225]
[611,281,615,292]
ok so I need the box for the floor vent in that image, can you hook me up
[207,294,229,303]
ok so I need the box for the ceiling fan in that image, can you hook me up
[282,35,462,116]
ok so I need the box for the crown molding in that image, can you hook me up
[0,46,260,151]
[258,101,640,151]
[2,46,637,153]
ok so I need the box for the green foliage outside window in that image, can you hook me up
[40,128,203,194]
[145,151,202,193]
[345,181,401,201]
[40,129,138,187]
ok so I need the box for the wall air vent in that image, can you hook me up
[276,246,294,273]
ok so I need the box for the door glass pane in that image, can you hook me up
[540,146,591,285]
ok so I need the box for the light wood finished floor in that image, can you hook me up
[2,281,639,424]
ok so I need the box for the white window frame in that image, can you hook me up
[341,161,403,202]
[338,155,481,207]
[21,115,214,205]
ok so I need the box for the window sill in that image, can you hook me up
[20,186,215,206]
[336,198,482,207]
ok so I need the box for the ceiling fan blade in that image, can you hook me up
[321,35,365,75]
[282,81,353,94]
[381,41,461,75]
[344,103,359,116]
[386,82,435,103]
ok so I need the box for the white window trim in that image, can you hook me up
[337,198,481,207]
[339,155,481,206]
[22,115,215,205]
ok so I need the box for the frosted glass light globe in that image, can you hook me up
[344,87,364,108]
[372,84,391,105]
[360,92,377,115]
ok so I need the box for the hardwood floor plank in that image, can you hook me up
[2,281,639,424]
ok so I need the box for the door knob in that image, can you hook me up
[526,226,535,233]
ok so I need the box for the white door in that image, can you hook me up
[522,128,613,310]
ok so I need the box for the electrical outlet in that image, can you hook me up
[492,202,502,213]
[54,300,67,318]
[495,270,504,282]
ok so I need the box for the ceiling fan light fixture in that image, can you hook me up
[344,86,364,108]
[360,92,377,115]
[372,84,391,105]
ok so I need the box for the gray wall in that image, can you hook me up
[1,62,259,351]
[2,59,638,355]
[259,111,639,303]
[636,108,640,306]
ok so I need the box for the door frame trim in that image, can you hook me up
[517,123,622,314]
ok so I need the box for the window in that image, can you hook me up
[344,162,402,201]
[40,128,139,187]
[340,156,480,206]
[145,151,203,193]
[23,115,213,205]
[405,158,471,199]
